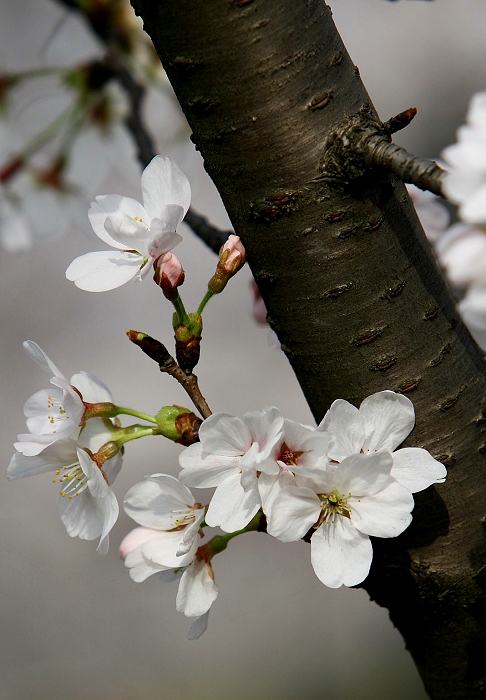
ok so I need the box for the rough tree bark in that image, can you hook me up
[131,2,486,697]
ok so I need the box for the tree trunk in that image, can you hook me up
[131,1,486,697]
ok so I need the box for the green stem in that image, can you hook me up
[171,294,190,325]
[197,290,215,316]
[206,511,264,557]
[112,406,158,424]
[110,423,158,447]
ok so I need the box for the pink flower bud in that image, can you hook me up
[220,235,246,275]
[153,252,185,300]
[208,235,246,294]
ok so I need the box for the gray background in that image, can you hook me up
[1,1,486,698]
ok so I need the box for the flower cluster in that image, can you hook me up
[437,90,486,348]
[119,391,445,636]
[8,154,448,641]
[8,342,121,553]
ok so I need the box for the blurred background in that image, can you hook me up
[1,1,485,698]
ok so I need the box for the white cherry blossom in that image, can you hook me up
[267,452,414,588]
[406,184,450,243]
[179,407,285,532]
[435,222,486,289]
[318,390,446,493]
[120,474,205,582]
[8,417,121,553]
[180,408,332,532]
[14,340,112,456]
[442,90,486,225]
[120,474,217,639]
[66,155,191,291]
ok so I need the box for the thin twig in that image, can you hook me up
[318,106,446,197]
[362,135,446,197]
[127,330,212,419]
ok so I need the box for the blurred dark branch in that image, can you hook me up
[52,0,231,254]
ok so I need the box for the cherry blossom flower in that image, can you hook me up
[257,417,332,520]
[435,222,486,289]
[66,155,191,291]
[120,474,205,582]
[442,90,486,225]
[180,408,332,532]
[8,418,121,553]
[318,390,446,493]
[14,340,112,456]
[267,452,414,588]
[179,408,285,532]
[120,474,216,639]
[406,183,450,243]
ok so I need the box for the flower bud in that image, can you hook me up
[155,405,201,444]
[207,235,246,294]
[175,313,203,373]
[153,252,185,300]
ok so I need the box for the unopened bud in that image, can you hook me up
[174,313,203,373]
[155,405,201,443]
[208,235,246,294]
[153,252,185,300]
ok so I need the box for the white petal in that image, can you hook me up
[461,182,486,224]
[7,439,78,479]
[188,611,210,640]
[124,545,171,582]
[318,399,365,460]
[88,195,148,248]
[78,417,116,454]
[123,474,195,529]
[242,406,284,461]
[178,509,205,555]
[23,387,74,437]
[350,480,414,538]
[205,473,261,532]
[66,250,143,291]
[70,371,113,403]
[259,469,296,518]
[152,203,185,232]
[50,377,85,427]
[142,530,199,568]
[146,224,182,260]
[176,559,218,617]
[266,485,320,541]
[141,155,191,221]
[199,413,252,456]
[104,212,150,252]
[391,448,447,493]
[14,432,71,456]
[23,340,65,380]
[119,526,159,560]
[335,452,394,497]
[310,518,373,588]
[359,391,415,452]
[179,443,240,487]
